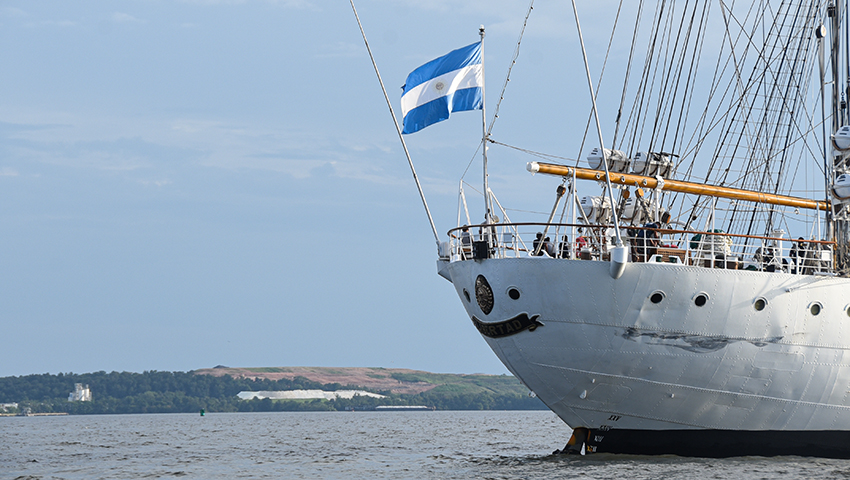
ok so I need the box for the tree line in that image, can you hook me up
[0,370,546,414]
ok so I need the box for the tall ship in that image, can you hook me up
[353,0,850,458]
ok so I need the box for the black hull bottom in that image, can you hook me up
[583,429,850,458]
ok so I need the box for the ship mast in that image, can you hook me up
[830,2,840,244]
[828,1,850,272]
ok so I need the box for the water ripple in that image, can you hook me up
[4,411,850,479]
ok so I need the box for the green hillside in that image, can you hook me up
[0,368,547,415]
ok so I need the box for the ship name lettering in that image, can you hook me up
[470,314,543,338]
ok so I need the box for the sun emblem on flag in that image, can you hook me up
[435,81,445,91]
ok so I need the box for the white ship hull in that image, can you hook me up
[442,256,850,456]
[368,0,850,457]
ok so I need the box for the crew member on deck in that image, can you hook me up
[460,226,472,260]
[559,235,571,259]
[544,237,555,257]
[576,228,588,258]
[533,232,544,256]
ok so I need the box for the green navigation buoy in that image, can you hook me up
[200,408,205,416]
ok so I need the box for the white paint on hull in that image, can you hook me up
[446,258,850,431]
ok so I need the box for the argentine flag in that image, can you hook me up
[401,42,483,134]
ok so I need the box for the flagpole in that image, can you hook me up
[350,0,441,245]
[480,25,491,225]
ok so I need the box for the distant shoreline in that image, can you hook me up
[1,412,68,417]
[0,368,547,415]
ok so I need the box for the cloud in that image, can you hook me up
[0,7,26,18]
[0,121,69,135]
[112,12,145,24]
[371,0,525,16]
[174,122,407,184]
[138,178,173,187]
[13,143,151,172]
[224,155,336,179]
[171,119,225,134]
[0,113,423,189]
[368,0,631,39]
[314,42,363,59]
[23,19,76,28]
[177,0,313,6]
[309,162,335,178]
[162,116,467,190]
[192,135,339,179]
[0,121,200,173]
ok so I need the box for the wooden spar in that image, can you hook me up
[527,162,829,212]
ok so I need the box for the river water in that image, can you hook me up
[4,410,850,479]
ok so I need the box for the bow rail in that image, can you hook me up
[445,222,836,275]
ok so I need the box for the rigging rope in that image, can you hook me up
[463,0,828,247]
[574,0,627,164]
[486,0,536,137]
[461,0,534,189]
[489,139,579,164]
[612,0,646,147]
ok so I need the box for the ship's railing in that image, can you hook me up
[444,223,836,275]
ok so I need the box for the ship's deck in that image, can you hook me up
[446,222,836,276]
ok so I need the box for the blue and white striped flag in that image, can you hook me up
[400,42,483,134]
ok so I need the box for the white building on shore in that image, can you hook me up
[237,390,385,400]
[68,383,92,402]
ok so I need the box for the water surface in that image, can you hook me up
[5,411,850,479]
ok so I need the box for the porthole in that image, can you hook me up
[650,291,665,304]
[475,275,494,315]
[463,289,471,302]
[508,288,521,300]
[754,298,767,311]
[846,305,850,317]
[810,303,822,316]
[694,293,708,307]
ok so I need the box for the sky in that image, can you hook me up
[0,0,644,377]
